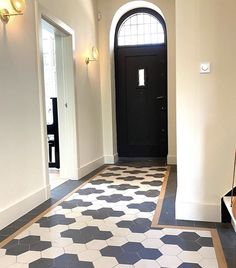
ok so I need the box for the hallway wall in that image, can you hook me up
[176,0,236,222]
[0,0,103,229]
[97,0,176,164]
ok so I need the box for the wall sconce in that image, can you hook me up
[0,0,26,24]
[85,47,99,65]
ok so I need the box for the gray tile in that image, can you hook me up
[178,264,201,268]
[101,246,123,257]
[116,252,141,265]
[77,188,105,195]
[97,194,133,203]
[108,184,139,191]
[61,199,92,209]
[37,214,75,227]
[19,235,40,245]
[138,248,162,260]
[61,226,112,243]
[127,202,157,212]
[135,190,160,197]
[6,244,30,256]
[82,207,124,219]
[179,232,200,241]
[196,237,213,247]
[30,241,52,251]
[29,258,54,268]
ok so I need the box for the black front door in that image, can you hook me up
[115,45,167,157]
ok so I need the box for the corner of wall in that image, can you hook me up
[167,154,177,165]
[175,199,221,223]
[79,157,105,178]
[104,154,118,164]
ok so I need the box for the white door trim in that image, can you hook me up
[35,2,79,193]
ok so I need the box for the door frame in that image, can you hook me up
[114,8,168,158]
[35,3,79,193]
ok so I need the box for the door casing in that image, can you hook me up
[114,8,168,158]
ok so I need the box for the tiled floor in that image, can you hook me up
[0,165,220,268]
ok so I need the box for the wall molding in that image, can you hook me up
[79,157,105,178]
[104,154,118,164]
[0,186,50,230]
[176,200,221,223]
[167,154,177,165]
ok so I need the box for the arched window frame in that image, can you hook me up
[115,8,167,48]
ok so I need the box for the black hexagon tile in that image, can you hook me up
[37,214,75,228]
[82,207,124,219]
[127,201,157,212]
[108,184,139,191]
[61,226,112,243]
[97,194,133,203]
[61,199,92,209]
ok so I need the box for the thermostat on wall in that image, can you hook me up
[200,62,211,74]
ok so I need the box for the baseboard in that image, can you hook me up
[104,154,118,164]
[79,157,105,178]
[167,154,177,165]
[175,200,221,222]
[0,185,50,230]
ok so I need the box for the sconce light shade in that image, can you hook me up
[85,46,99,64]
[0,0,26,24]
[11,0,26,13]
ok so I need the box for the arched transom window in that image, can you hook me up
[117,12,165,46]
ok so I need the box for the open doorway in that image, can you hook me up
[41,18,78,190]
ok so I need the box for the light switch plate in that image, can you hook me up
[200,62,211,74]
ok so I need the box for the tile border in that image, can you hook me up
[151,166,170,227]
[151,166,228,268]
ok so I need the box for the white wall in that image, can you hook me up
[176,0,236,222]
[0,0,49,229]
[38,0,104,173]
[0,0,103,229]
[97,0,176,164]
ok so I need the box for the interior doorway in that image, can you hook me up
[115,8,168,158]
[41,18,78,189]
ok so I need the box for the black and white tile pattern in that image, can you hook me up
[0,166,218,267]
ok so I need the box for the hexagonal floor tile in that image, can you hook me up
[179,232,200,241]
[116,252,141,265]
[106,237,127,247]
[157,255,182,268]
[41,247,64,259]
[0,255,16,267]
[78,249,101,262]
[17,251,41,264]
[199,258,219,268]
[141,238,163,249]
[159,244,182,256]
[93,256,118,268]
[86,240,107,250]
[198,247,216,259]
[134,259,160,268]
[64,243,87,255]
[178,251,202,263]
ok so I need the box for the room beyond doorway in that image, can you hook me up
[115,8,168,158]
[41,18,78,189]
